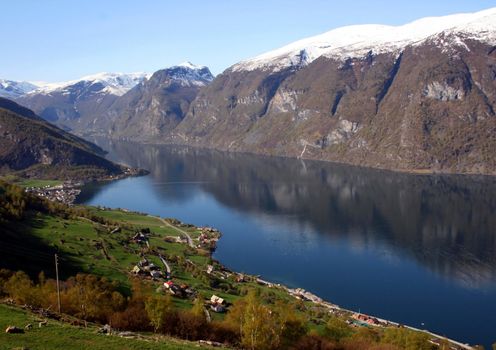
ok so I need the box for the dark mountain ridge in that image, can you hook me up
[0,97,124,179]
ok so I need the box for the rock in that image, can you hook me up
[198,340,223,347]
[98,324,112,334]
[5,326,24,334]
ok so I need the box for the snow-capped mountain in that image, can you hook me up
[173,8,496,175]
[160,62,214,87]
[31,72,150,96]
[13,63,213,137]
[15,72,150,130]
[234,7,496,71]
[0,79,38,99]
[92,63,214,139]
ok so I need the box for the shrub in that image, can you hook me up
[289,334,338,350]
[110,303,152,331]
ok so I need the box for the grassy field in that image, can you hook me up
[0,176,63,188]
[15,179,64,188]
[0,304,216,350]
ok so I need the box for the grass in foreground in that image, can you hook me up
[0,304,215,350]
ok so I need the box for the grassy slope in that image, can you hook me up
[0,304,213,350]
[3,206,309,320]
[1,201,463,348]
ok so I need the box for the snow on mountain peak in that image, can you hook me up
[31,72,150,96]
[233,7,496,72]
[163,63,214,87]
[0,79,38,99]
[175,61,207,70]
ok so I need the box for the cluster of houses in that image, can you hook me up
[161,283,227,313]
[164,235,189,244]
[351,313,387,327]
[287,287,324,304]
[25,182,82,205]
[131,258,163,279]
[197,227,221,250]
[206,264,245,282]
[163,280,196,298]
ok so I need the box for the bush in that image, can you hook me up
[289,334,338,350]
[208,322,240,345]
[110,302,152,331]
[4,271,38,306]
[175,311,208,340]
[325,316,353,342]
[381,327,432,350]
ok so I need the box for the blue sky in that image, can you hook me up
[2,0,494,81]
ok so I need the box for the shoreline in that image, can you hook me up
[145,214,474,350]
[40,181,475,349]
[23,165,148,205]
[85,136,496,178]
[229,274,473,350]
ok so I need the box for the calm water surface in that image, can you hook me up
[77,139,496,347]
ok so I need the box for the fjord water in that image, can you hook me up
[77,140,496,346]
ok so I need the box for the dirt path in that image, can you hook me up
[151,215,195,248]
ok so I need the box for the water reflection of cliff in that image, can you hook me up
[91,139,496,287]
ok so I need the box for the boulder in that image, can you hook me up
[5,326,24,334]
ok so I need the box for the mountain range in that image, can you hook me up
[5,8,496,175]
[15,72,149,131]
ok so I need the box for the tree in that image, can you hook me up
[273,300,307,347]
[4,271,37,305]
[191,297,206,319]
[226,290,279,350]
[63,274,124,323]
[145,294,173,333]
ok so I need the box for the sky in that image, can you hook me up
[2,0,495,82]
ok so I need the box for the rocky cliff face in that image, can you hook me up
[95,63,214,141]
[171,9,496,175]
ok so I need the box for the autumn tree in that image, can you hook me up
[3,271,38,305]
[145,293,173,333]
[191,297,206,318]
[63,274,125,323]
[226,290,280,350]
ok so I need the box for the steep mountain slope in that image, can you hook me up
[172,8,496,175]
[88,63,214,140]
[16,72,148,131]
[0,98,124,179]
